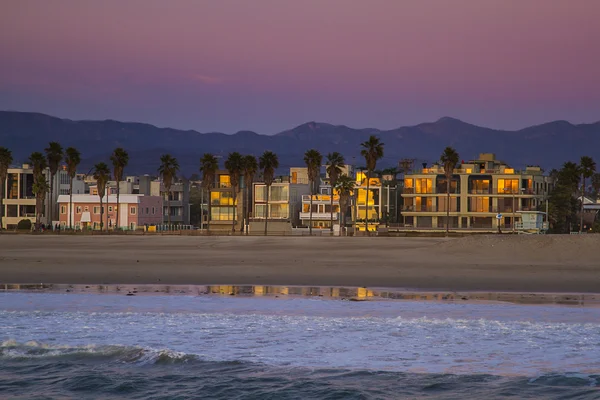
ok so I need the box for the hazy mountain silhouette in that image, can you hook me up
[1,111,598,175]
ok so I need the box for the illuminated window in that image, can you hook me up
[219,175,231,188]
[498,179,518,194]
[415,178,433,194]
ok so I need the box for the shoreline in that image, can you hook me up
[2,283,600,307]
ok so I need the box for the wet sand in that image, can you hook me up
[0,234,599,293]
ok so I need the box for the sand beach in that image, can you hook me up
[1,234,599,293]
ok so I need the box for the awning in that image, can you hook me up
[80,212,91,223]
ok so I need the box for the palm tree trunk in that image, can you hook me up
[264,185,269,236]
[446,180,450,235]
[167,189,171,226]
[246,183,251,235]
[330,189,334,234]
[365,175,370,236]
[232,187,236,233]
[69,178,73,230]
[49,173,53,225]
[116,180,120,231]
[309,185,313,235]
[207,188,211,234]
[0,182,4,231]
[580,177,585,233]
[100,196,103,231]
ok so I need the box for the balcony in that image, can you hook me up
[401,206,434,212]
[299,212,339,220]
[301,194,339,202]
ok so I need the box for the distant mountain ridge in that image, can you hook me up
[1,111,599,176]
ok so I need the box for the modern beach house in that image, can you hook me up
[400,153,552,231]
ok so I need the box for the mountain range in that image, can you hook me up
[1,111,599,176]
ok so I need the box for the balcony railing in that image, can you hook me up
[301,194,339,202]
[299,212,338,220]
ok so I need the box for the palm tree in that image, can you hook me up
[32,175,49,231]
[64,147,81,230]
[259,151,279,236]
[360,135,384,235]
[304,149,322,235]
[110,148,129,231]
[158,154,180,226]
[0,147,14,231]
[242,155,258,235]
[440,147,460,235]
[579,156,596,232]
[45,142,63,224]
[326,152,345,234]
[225,152,243,233]
[334,174,355,237]
[199,153,219,233]
[93,163,110,231]
[29,152,48,228]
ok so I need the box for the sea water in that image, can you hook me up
[1,292,599,399]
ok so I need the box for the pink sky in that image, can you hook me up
[1,0,599,133]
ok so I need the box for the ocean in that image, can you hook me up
[1,291,599,399]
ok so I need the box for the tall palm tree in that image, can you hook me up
[200,153,219,233]
[440,147,460,235]
[158,154,180,226]
[225,152,243,233]
[32,174,49,231]
[326,152,345,234]
[242,155,258,235]
[0,147,14,231]
[579,156,596,232]
[335,174,355,237]
[360,135,384,235]
[45,142,63,224]
[29,152,48,228]
[93,163,110,231]
[64,147,81,230]
[259,151,279,236]
[110,148,129,231]
[304,149,322,235]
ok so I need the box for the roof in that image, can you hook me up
[57,194,159,204]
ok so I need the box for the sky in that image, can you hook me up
[1,0,599,134]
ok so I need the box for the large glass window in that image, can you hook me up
[415,197,433,212]
[211,207,234,221]
[415,178,433,194]
[469,197,491,212]
[254,185,267,202]
[270,185,289,202]
[437,196,459,212]
[270,204,288,218]
[211,191,234,206]
[7,173,18,199]
[219,175,231,188]
[497,179,519,194]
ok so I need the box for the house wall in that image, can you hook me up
[138,196,164,226]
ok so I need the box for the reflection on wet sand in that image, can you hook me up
[2,283,600,307]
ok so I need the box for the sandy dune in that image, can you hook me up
[0,234,599,293]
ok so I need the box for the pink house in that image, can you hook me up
[57,193,163,230]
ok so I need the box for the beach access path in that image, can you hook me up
[0,234,599,293]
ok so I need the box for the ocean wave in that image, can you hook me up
[0,339,198,365]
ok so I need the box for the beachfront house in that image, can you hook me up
[57,189,163,230]
[400,153,552,231]
[250,173,310,233]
